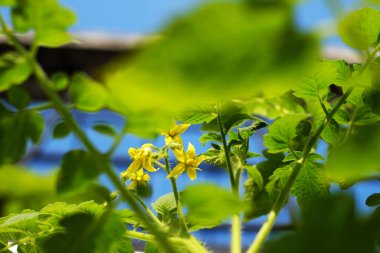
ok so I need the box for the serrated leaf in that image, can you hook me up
[52,121,71,139]
[292,160,330,209]
[69,73,109,112]
[338,7,380,50]
[11,0,76,47]
[199,132,221,146]
[92,124,116,137]
[151,193,177,215]
[366,193,380,207]
[294,60,351,100]
[7,86,31,110]
[320,119,342,147]
[178,107,216,124]
[0,52,32,92]
[263,114,307,153]
[266,165,292,203]
[57,150,102,193]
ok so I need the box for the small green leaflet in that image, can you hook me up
[263,114,307,153]
[0,52,32,92]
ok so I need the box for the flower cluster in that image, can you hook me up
[121,123,205,189]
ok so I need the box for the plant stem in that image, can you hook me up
[106,123,127,156]
[0,15,176,253]
[216,104,236,190]
[216,104,241,253]
[164,155,189,235]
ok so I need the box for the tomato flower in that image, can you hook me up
[167,142,205,180]
[162,123,191,148]
[123,144,162,177]
[126,169,150,189]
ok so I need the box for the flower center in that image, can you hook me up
[185,159,194,166]
[136,176,142,181]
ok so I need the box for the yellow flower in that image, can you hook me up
[127,169,150,189]
[123,144,162,176]
[167,142,205,180]
[162,124,191,148]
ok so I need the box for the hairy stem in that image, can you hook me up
[164,155,189,235]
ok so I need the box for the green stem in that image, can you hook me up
[131,192,164,227]
[28,102,55,111]
[342,107,358,144]
[106,123,127,157]
[216,104,236,191]
[0,15,176,253]
[164,155,189,235]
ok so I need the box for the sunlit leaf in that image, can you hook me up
[338,7,380,50]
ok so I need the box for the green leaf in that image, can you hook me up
[0,212,39,228]
[266,195,380,253]
[0,110,44,164]
[92,124,116,137]
[105,3,317,117]
[7,86,31,110]
[11,0,76,47]
[57,150,102,193]
[151,193,177,215]
[51,72,69,91]
[320,119,342,147]
[292,160,330,209]
[366,193,380,207]
[294,60,351,100]
[263,114,307,153]
[0,52,32,92]
[266,165,292,203]
[69,73,109,112]
[327,124,380,180]
[338,7,380,50]
[52,120,71,139]
[199,132,221,146]
[42,211,125,253]
[144,242,161,253]
[0,0,16,6]
[178,107,216,124]
[182,184,244,224]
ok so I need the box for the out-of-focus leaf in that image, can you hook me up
[92,123,116,137]
[0,110,44,164]
[178,107,216,124]
[42,210,125,253]
[7,86,31,110]
[263,114,307,153]
[105,3,317,117]
[327,124,380,180]
[144,242,161,253]
[182,184,244,225]
[52,120,71,139]
[320,119,342,147]
[69,73,109,112]
[338,7,380,50]
[151,193,177,216]
[366,193,380,207]
[266,195,380,253]
[11,0,76,47]
[0,52,32,92]
[51,72,69,91]
[57,150,102,193]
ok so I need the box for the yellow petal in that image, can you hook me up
[186,167,197,181]
[141,143,154,149]
[128,181,137,189]
[186,142,196,159]
[143,159,157,172]
[173,135,184,146]
[142,173,150,182]
[195,155,206,167]
[126,160,142,174]
[128,147,139,158]
[167,163,186,178]
[169,124,191,136]
[136,169,144,176]
[173,149,186,163]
